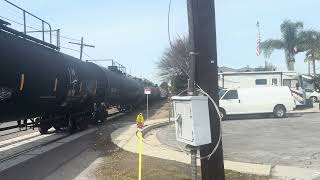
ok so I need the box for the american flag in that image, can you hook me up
[256,21,261,56]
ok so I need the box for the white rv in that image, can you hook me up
[218,71,306,106]
[219,86,296,118]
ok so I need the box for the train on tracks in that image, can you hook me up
[0,5,160,134]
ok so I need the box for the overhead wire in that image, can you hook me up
[0,4,95,61]
[0,5,47,31]
[0,15,24,27]
[0,14,81,43]
[60,46,80,52]
[0,2,55,31]
[41,29,81,43]
[83,52,94,60]
[0,15,45,33]
[60,35,81,42]
[60,45,96,61]
[0,3,25,21]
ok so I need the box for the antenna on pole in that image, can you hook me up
[69,37,95,60]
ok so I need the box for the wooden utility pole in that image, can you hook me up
[187,0,225,179]
[69,37,95,60]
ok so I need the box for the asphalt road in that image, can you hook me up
[157,113,320,169]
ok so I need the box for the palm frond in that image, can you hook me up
[298,30,320,52]
[260,39,284,58]
[280,20,304,52]
[280,20,303,34]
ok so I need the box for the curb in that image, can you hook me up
[141,121,174,137]
[111,119,320,179]
[112,119,271,176]
[140,121,271,176]
[288,111,320,115]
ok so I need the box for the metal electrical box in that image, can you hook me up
[172,96,211,146]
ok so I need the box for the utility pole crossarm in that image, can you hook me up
[68,41,95,48]
[68,37,95,60]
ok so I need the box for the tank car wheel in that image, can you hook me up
[98,111,106,123]
[53,124,62,131]
[118,106,125,113]
[129,105,134,112]
[38,123,51,134]
[102,111,108,122]
[68,115,77,134]
[78,117,88,130]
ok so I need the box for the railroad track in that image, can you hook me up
[0,132,41,149]
[0,111,125,164]
[0,109,122,138]
[0,133,68,164]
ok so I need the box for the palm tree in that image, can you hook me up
[260,20,304,71]
[304,52,320,76]
[299,30,320,76]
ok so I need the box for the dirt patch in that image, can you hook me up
[96,148,192,180]
[95,148,268,180]
[148,100,171,120]
[93,100,268,180]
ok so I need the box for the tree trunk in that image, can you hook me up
[287,60,295,71]
[308,61,311,75]
[285,51,295,71]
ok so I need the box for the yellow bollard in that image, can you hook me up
[138,129,143,180]
[136,113,144,180]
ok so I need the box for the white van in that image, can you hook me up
[219,86,296,118]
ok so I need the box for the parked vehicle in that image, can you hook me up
[218,71,306,106]
[219,86,296,119]
[305,89,320,103]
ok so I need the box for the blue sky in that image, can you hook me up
[1,1,320,83]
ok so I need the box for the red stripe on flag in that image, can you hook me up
[256,33,261,56]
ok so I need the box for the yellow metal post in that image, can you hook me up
[136,113,144,180]
[138,129,143,180]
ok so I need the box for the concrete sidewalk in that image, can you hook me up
[289,103,320,114]
[111,118,320,180]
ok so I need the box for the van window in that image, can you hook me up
[219,89,227,99]
[222,90,238,99]
[272,78,277,85]
[255,79,267,85]
[283,79,291,87]
[305,89,314,93]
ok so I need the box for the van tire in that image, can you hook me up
[273,105,286,118]
[219,108,227,121]
[311,96,318,103]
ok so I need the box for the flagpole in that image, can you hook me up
[257,21,267,70]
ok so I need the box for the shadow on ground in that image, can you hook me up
[225,113,302,121]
